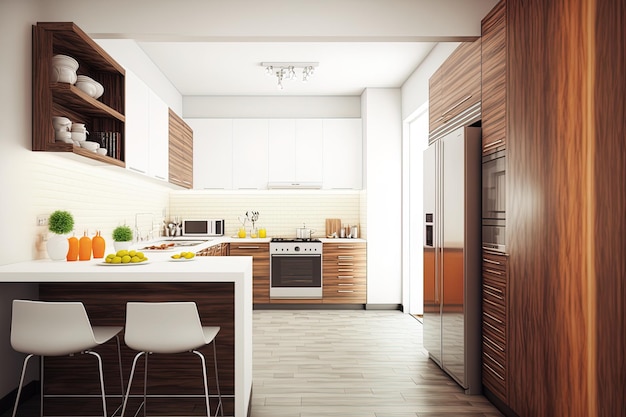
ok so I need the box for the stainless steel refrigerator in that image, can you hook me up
[423,125,482,394]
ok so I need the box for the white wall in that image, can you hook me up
[362,88,403,306]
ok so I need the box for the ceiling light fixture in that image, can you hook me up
[261,62,318,90]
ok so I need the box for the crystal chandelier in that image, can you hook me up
[261,62,318,90]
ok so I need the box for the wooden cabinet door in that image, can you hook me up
[323,242,367,304]
[481,0,507,155]
[168,109,193,188]
[229,243,269,303]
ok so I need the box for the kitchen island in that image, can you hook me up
[0,255,253,417]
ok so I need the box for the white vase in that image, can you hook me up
[46,234,69,261]
[113,241,132,252]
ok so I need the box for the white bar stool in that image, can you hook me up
[10,299,124,417]
[120,301,223,417]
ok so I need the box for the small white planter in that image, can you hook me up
[113,241,132,252]
[46,234,69,261]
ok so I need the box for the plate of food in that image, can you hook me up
[169,252,196,261]
[98,260,150,266]
[142,243,176,252]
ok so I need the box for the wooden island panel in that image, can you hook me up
[39,282,236,416]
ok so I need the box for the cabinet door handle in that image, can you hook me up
[436,94,473,121]
[483,258,502,265]
[484,284,503,297]
[337,290,354,293]
[484,312,503,325]
[485,268,503,276]
[237,246,260,249]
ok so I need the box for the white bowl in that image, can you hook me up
[96,148,107,156]
[81,141,100,152]
[76,75,104,99]
[52,117,71,131]
[71,131,87,141]
[52,55,79,70]
[71,123,87,133]
[55,130,72,141]
[50,55,79,84]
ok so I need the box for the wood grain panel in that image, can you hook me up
[229,243,270,304]
[506,0,599,415]
[168,109,193,188]
[322,243,366,304]
[481,0,507,154]
[39,283,236,416]
[593,1,626,415]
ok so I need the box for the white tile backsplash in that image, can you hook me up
[169,190,363,238]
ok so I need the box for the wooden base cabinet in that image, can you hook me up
[323,242,366,304]
[229,243,269,304]
[482,250,508,402]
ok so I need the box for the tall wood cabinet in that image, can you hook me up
[480,0,626,415]
[32,22,125,167]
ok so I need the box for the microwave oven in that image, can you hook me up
[182,219,225,237]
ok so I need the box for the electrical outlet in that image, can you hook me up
[37,215,49,226]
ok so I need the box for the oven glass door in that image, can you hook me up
[482,150,506,220]
[270,254,322,299]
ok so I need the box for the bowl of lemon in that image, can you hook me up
[101,249,149,265]
[170,251,196,261]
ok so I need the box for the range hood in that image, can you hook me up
[267,181,322,189]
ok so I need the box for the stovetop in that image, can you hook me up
[271,237,322,243]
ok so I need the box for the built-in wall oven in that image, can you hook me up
[270,238,322,299]
[482,149,506,252]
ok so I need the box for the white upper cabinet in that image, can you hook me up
[188,119,233,189]
[147,90,169,181]
[124,70,169,181]
[232,119,269,189]
[323,119,363,189]
[268,119,323,186]
[124,70,149,174]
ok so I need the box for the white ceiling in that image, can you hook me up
[137,41,436,96]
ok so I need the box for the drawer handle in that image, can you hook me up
[337,246,355,249]
[338,269,354,272]
[338,262,354,266]
[338,283,354,286]
[484,352,505,371]
[338,275,354,279]
[484,311,503,325]
[485,268,503,276]
[484,283,503,294]
[484,298,504,310]
[483,362,505,381]
[483,139,504,150]
[483,258,502,265]
[338,256,354,260]
[337,290,354,293]
[484,335,505,352]
[484,320,504,336]
[237,246,260,249]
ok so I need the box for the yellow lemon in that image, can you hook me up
[121,255,131,263]
[184,252,195,259]
[129,250,137,257]
[112,256,122,264]
[171,254,181,259]
[130,256,141,263]
[116,250,129,257]
[136,251,145,259]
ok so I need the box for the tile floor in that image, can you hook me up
[251,309,503,417]
[4,310,503,417]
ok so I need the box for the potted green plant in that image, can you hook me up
[112,225,133,251]
[47,210,74,261]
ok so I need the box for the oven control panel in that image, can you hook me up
[270,242,322,254]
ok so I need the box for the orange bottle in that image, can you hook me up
[79,231,92,261]
[92,230,106,258]
[67,235,79,261]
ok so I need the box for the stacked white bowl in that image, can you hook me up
[76,75,104,99]
[52,116,74,143]
[50,55,78,84]
[70,122,88,144]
